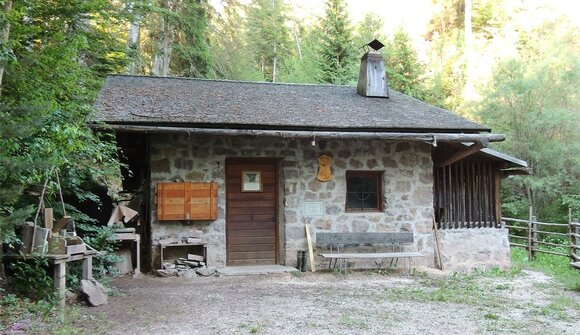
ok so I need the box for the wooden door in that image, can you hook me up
[226,159,278,266]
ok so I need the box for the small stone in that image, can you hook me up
[196,267,217,277]
[162,262,175,270]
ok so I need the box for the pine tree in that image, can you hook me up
[172,0,211,77]
[317,0,357,84]
[245,0,292,82]
[385,29,426,99]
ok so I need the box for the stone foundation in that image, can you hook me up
[438,228,512,272]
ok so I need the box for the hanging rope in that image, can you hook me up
[54,169,67,217]
[31,166,55,253]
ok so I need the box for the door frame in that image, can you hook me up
[225,157,281,265]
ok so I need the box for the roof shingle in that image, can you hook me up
[94,75,490,133]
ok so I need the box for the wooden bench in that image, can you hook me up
[317,232,423,274]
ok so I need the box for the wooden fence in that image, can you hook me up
[503,208,580,270]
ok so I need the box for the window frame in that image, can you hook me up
[345,171,384,212]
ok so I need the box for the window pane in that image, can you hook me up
[362,192,377,209]
[361,177,377,192]
[346,172,382,211]
[347,192,362,209]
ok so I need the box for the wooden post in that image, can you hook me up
[569,208,573,264]
[82,255,93,280]
[527,206,533,261]
[531,215,537,260]
[54,262,66,309]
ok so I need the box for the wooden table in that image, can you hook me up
[110,231,141,275]
[3,251,97,308]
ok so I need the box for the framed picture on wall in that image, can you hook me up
[241,171,262,192]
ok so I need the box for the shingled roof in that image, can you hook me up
[94,75,490,133]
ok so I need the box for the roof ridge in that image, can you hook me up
[107,74,354,88]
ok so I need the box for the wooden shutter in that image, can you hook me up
[157,182,218,221]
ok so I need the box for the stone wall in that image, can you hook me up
[148,133,436,269]
[438,228,512,272]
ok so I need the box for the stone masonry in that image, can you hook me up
[439,228,512,272]
[148,133,438,269]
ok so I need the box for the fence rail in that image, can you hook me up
[502,207,580,270]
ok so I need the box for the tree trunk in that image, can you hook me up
[0,0,13,95]
[125,2,141,74]
[152,0,174,76]
[463,0,476,100]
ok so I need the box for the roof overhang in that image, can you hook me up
[91,123,505,144]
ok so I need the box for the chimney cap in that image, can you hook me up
[363,39,385,51]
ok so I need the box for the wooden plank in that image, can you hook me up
[320,252,423,259]
[44,208,53,231]
[227,251,276,260]
[228,244,275,252]
[305,221,315,272]
[227,216,276,225]
[228,236,275,245]
[435,142,486,168]
[316,232,414,244]
[228,229,276,237]
[227,259,276,266]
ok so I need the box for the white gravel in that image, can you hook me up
[77,269,580,335]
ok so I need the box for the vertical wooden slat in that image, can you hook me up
[495,168,501,227]
[483,163,488,227]
[459,161,465,228]
[476,162,481,228]
[442,166,447,229]
[447,165,453,229]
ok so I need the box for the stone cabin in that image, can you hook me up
[93,50,527,273]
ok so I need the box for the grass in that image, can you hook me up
[384,271,511,308]
[0,290,81,334]
[239,322,263,334]
[511,247,580,291]
[339,313,369,330]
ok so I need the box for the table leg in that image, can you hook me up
[82,256,93,280]
[54,262,66,309]
[135,238,141,275]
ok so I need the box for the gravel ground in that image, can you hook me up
[75,269,580,335]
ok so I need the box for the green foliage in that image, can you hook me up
[1,288,82,334]
[245,0,292,82]
[170,0,212,77]
[317,0,357,84]
[278,26,321,84]
[0,0,124,266]
[354,12,386,49]
[477,28,580,221]
[8,257,54,301]
[77,223,121,278]
[207,0,262,80]
[384,29,427,99]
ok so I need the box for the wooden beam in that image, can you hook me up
[91,124,506,144]
[435,141,487,168]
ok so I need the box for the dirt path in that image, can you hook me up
[76,270,579,335]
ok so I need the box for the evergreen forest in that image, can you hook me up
[0,0,579,245]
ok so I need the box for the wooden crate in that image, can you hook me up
[157,182,218,221]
